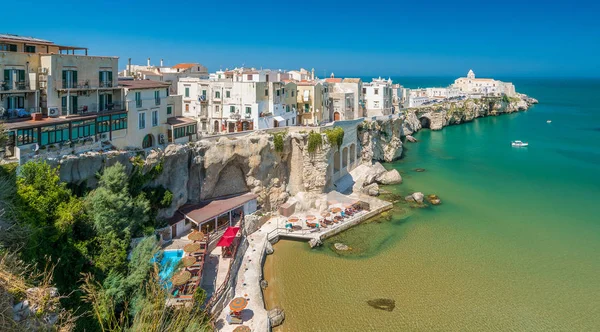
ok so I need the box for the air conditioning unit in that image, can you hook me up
[158,133,166,144]
[48,107,60,118]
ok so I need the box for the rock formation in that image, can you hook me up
[334,243,350,251]
[268,307,285,327]
[367,298,396,312]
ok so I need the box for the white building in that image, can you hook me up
[325,75,363,120]
[452,70,516,97]
[362,77,393,116]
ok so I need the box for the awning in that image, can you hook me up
[273,116,285,122]
[216,227,240,247]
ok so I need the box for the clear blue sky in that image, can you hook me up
[4,0,599,77]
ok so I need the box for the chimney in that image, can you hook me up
[128,58,132,76]
[147,57,151,67]
[160,59,164,67]
[311,68,315,80]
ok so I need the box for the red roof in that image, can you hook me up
[179,193,258,225]
[172,63,198,69]
[325,78,342,83]
[216,227,240,247]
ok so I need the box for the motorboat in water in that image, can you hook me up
[547,120,552,123]
[511,140,529,147]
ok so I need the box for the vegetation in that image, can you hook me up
[307,131,323,153]
[502,94,510,103]
[271,131,286,153]
[0,158,210,331]
[324,127,344,150]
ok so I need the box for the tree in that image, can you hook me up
[87,162,150,238]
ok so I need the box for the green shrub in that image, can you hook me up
[271,132,286,153]
[502,94,510,103]
[307,131,323,153]
[324,127,344,149]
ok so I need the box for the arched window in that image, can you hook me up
[142,134,153,148]
[342,147,348,168]
[215,91,221,99]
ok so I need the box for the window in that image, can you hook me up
[185,87,190,98]
[276,90,280,97]
[61,96,78,114]
[71,120,96,139]
[286,105,290,112]
[154,90,160,105]
[202,90,207,98]
[152,110,158,127]
[0,43,17,52]
[99,94,113,111]
[135,92,142,107]
[16,128,37,146]
[166,88,170,96]
[215,91,221,98]
[138,112,146,129]
[304,103,309,112]
[245,107,251,114]
[282,88,285,95]
[292,118,295,124]
[173,124,197,139]
[226,90,231,98]
[230,106,235,113]
[62,70,77,88]
[111,113,127,131]
[362,88,366,94]
[40,124,69,145]
[99,71,113,87]
[24,45,36,53]
[185,103,190,112]
[292,90,295,97]
[167,106,172,115]
[265,89,268,96]
[374,88,379,95]
[97,115,111,133]
[215,105,220,113]
[247,74,252,80]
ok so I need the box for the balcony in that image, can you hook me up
[60,101,125,116]
[56,80,117,90]
[0,80,31,92]
[0,108,41,122]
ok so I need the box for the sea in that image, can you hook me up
[263,78,600,331]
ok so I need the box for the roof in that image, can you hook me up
[343,78,362,83]
[325,78,342,83]
[119,79,170,89]
[2,110,126,131]
[179,193,258,226]
[167,116,197,127]
[139,70,162,77]
[0,34,53,45]
[172,63,198,70]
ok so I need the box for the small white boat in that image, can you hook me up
[511,140,529,147]
[547,120,552,123]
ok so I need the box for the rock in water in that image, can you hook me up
[265,241,274,255]
[411,192,424,204]
[414,168,426,172]
[334,243,350,251]
[427,194,442,205]
[404,195,415,202]
[308,238,322,248]
[268,307,285,327]
[367,298,396,312]
[260,280,269,289]
[406,135,418,142]
[376,169,403,185]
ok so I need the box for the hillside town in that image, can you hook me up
[0,34,518,164]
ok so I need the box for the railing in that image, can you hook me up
[56,80,117,89]
[205,236,247,314]
[0,80,29,91]
[59,101,125,116]
[0,108,40,121]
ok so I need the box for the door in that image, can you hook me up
[334,112,341,121]
[214,120,219,133]
[171,224,177,239]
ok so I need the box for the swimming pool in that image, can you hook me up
[153,249,183,289]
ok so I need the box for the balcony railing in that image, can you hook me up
[0,108,40,121]
[60,101,125,116]
[0,80,30,91]
[56,80,117,90]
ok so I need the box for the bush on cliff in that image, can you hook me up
[307,131,323,153]
[324,127,344,149]
[271,131,286,153]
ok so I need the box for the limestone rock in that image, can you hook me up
[367,298,396,312]
[243,214,262,235]
[334,243,350,251]
[363,183,380,196]
[364,163,387,186]
[308,238,322,248]
[427,194,442,205]
[412,192,424,204]
[406,135,418,142]
[404,195,415,202]
[268,307,285,327]
[376,169,402,185]
[265,241,274,255]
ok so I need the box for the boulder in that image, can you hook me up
[363,183,380,196]
[364,163,387,186]
[367,298,396,312]
[406,135,418,142]
[260,280,269,289]
[334,243,350,251]
[308,238,322,248]
[414,168,426,172]
[404,195,415,202]
[376,169,402,185]
[265,241,274,255]
[268,307,286,327]
[412,192,424,204]
[427,194,441,205]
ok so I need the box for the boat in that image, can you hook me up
[511,140,529,147]
[547,120,552,123]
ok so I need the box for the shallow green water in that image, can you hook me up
[264,79,600,331]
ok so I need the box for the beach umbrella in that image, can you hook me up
[305,215,316,221]
[229,297,248,312]
[172,270,192,286]
[188,231,206,242]
[331,207,342,213]
[181,256,197,267]
[320,211,330,217]
[233,326,251,332]
[288,216,299,223]
[183,243,201,253]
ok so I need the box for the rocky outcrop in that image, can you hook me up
[308,238,322,248]
[358,117,404,163]
[268,307,285,327]
[427,194,442,205]
[376,169,402,185]
[367,298,396,312]
[334,243,350,251]
[265,241,274,255]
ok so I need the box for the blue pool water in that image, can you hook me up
[153,249,183,289]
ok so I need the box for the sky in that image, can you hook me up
[3,0,600,78]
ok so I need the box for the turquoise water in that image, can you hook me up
[155,249,183,289]
[264,78,600,331]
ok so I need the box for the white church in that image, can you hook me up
[452,70,516,97]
